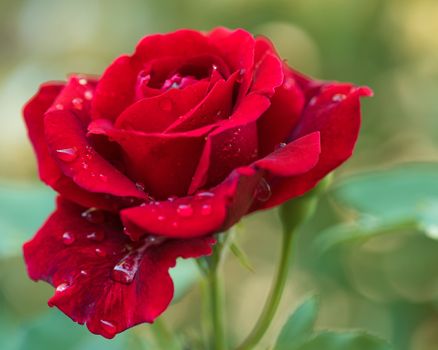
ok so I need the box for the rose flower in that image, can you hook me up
[23,28,371,338]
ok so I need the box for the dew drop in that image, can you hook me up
[200,204,212,216]
[212,64,218,71]
[99,174,108,182]
[81,207,105,224]
[78,78,87,86]
[54,104,64,110]
[177,204,193,217]
[87,229,105,242]
[196,191,214,198]
[84,90,93,100]
[276,142,287,150]
[332,93,346,102]
[159,98,173,112]
[95,248,107,257]
[255,178,272,202]
[135,182,145,192]
[167,195,178,202]
[309,96,317,106]
[157,215,165,221]
[56,282,69,293]
[80,270,88,276]
[100,320,117,335]
[72,97,84,110]
[55,147,78,162]
[111,237,163,284]
[62,231,75,245]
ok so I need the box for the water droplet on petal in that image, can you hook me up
[84,90,93,100]
[55,147,78,162]
[100,320,117,335]
[56,282,69,293]
[95,248,107,257]
[99,174,108,182]
[332,93,346,102]
[196,191,215,198]
[212,64,218,71]
[87,229,105,241]
[255,178,272,202]
[177,204,193,217]
[54,104,64,110]
[111,237,163,284]
[62,231,75,245]
[78,78,87,86]
[80,270,88,276]
[135,182,145,192]
[81,208,105,224]
[159,98,173,112]
[157,215,165,221]
[276,142,287,150]
[200,204,212,216]
[309,97,317,106]
[167,195,178,202]
[72,97,84,110]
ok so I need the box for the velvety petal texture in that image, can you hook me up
[23,27,372,338]
[23,198,214,338]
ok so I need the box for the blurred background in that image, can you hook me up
[1,0,438,349]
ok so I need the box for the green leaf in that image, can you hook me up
[296,331,391,350]
[0,181,54,257]
[230,241,254,272]
[274,296,319,350]
[332,163,438,221]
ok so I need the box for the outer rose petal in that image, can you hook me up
[23,198,214,338]
[23,82,122,211]
[257,83,373,210]
[121,134,320,240]
[44,110,146,199]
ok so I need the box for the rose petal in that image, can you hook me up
[44,110,146,199]
[250,52,284,97]
[115,80,210,133]
[91,55,140,121]
[257,83,373,210]
[89,122,215,199]
[189,93,271,193]
[122,167,263,239]
[164,72,239,133]
[257,67,306,156]
[23,198,214,338]
[254,132,321,177]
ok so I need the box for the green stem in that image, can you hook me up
[236,230,295,350]
[208,262,227,350]
[150,318,181,350]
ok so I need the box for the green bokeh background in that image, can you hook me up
[1,0,438,349]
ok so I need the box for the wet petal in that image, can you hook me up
[23,198,214,338]
[44,110,146,199]
[122,167,263,239]
[257,83,373,210]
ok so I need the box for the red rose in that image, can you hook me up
[23,28,371,338]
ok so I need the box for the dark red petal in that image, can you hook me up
[91,55,139,121]
[189,93,271,193]
[250,52,284,97]
[208,28,255,101]
[254,132,321,177]
[115,80,209,133]
[48,75,97,123]
[257,67,306,156]
[121,167,263,240]
[165,72,239,133]
[23,198,214,338]
[257,83,373,210]
[44,110,146,199]
[135,30,216,63]
[89,122,214,199]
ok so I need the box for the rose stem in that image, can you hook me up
[235,227,295,350]
[207,240,228,350]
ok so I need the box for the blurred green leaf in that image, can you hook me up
[229,241,254,272]
[296,331,391,350]
[0,181,54,257]
[332,163,438,220]
[275,296,319,350]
